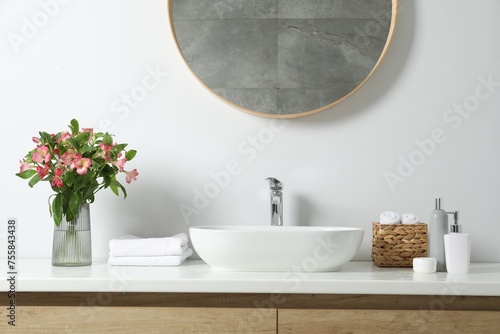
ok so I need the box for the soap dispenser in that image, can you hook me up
[429,198,448,271]
[444,211,471,274]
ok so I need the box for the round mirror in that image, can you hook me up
[169,0,397,118]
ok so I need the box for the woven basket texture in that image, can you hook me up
[372,222,428,267]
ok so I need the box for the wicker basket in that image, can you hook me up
[371,222,428,267]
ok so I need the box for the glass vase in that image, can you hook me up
[52,203,92,266]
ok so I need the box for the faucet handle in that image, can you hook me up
[265,177,283,190]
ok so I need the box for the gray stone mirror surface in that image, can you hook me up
[169,0,397,118]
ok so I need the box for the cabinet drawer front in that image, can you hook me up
[1,306,276,333]
[279,309,500,334]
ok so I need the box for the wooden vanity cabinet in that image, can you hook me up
[2,293,499,333]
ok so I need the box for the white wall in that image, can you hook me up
[1,0,500,262]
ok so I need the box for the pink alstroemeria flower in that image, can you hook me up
[51,177,63,188]
[112,158,127,172]
[19,160,33,173]
[82,128,94,140]
[61,151,78,166]
[56,131,71,142]
[32,137,41,144]
[32,145,51,164]
[36,164,50,179]
[124,169,139,184]
[54,167,64,177]
[51,168,64,188]
[72,156,92,175]
[99,142,114,160]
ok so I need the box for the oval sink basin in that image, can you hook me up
[190,226,364,272]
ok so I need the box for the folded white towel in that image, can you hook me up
[401,213,420,224]
[109,233,189,257]
[380,211,401,224]
[108,248,193,266]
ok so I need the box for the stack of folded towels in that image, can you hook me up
[379,211,422,224]
[108,233,193,266]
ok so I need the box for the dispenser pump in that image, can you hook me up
[449,211,461,233]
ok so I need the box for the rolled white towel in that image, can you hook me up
[379,211,401,224]
[109,233,189,257]
[401,213,420,224]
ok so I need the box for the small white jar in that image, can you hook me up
[413,257,437,274]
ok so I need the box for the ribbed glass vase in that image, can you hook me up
[51,203,92,266]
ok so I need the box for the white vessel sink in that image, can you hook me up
[189,226,364,272]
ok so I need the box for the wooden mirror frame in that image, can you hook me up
[168,0,398,119]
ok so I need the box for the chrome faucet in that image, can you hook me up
[265,177,283,226]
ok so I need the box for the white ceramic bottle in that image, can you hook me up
[444,211,471,274]
[429,198,448,271]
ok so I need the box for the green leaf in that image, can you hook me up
[68,192,81,218]
[81,178,97,199]
[100,164,115,178]
[81,145,94,155]
[52,194,63,227]
[73,172,90,192]
[103,132,113,145]
[52,132,62,143]
[39,131,52,144]
[112,143,127,152]
[73,131,90,144]
[69,119,80,135]
[103,174,112,188]
[90,157,104,169]
[125,150,137,161]
[28,174,42,188]
[110,179,127,198]
[67,138,80,150]
[64,170,75,186]
[65,211,74,223]
[16,169,37,179]
[110,184,119,196]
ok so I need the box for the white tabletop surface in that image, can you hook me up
[2,260,500,296]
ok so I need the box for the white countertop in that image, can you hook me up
[2,260,500,296]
